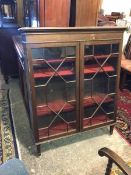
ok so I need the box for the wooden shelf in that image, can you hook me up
[36,95,113,117]
[32,57,75,65]
[84,53,119,60]
[32,54,118,65]
[33,64,114,79]
[34,69,74,79]
[32,53,118,66]
[38,114,114,140]
[83,95,113,107]
[84,64,114,74]
[37,100,75,117]
[83,115,114,128]
[38,121,76,140]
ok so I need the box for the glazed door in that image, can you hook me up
[29,43,79,141]
[80,41,121,130]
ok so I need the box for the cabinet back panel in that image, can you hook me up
[39,0,71,27]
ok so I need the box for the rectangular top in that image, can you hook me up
[19,26,127,33]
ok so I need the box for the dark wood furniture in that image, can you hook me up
[0,28,19,82]
[15,27,125,155]
[75,0,100,26]
[23,0,71,27]
[120,34,131,90]
[23,0,101,27]
[12,36,30,112]
[98,147,131,175]
[39,0,71,27]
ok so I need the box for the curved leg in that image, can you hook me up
[105,159,113,175]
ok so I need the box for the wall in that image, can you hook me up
[102,0,131,48]
[102,0,131,17]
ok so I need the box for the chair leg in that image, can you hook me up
[105,159,113,175]
[120,69,127,91]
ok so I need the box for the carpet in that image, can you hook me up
[111,161,131,175]
[116,89,131,146]
[0,88,16,164]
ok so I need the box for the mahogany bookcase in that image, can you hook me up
[14,27,126,155]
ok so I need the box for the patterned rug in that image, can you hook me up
[0,88,16,164]
[116,89,131,146]
[111,161,131,175]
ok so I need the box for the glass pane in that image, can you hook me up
[106,54,118,76]
[112,43,119,53]
[31,46,77,138]
[94,44,111,55]
[83,43,119,128]
[32,47,76,85]
[32,46,76,59]
[84,45,93,55]
[38,111,76,138]
[109,76,116,93]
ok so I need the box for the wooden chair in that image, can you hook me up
[120,34,131,90]
[98,147,131,175]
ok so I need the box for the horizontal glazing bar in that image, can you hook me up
[32,56,76,61]
[106,112,114,115]
[66,80,76,83]
[35,84,47,88]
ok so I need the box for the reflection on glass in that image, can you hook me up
[84,45,93,55]
[31,46,77,138]
[83,43,119,128]
[94,44,111,55]
[112,44,119,53]
[32,46,76,59]
[32,47,76,85]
